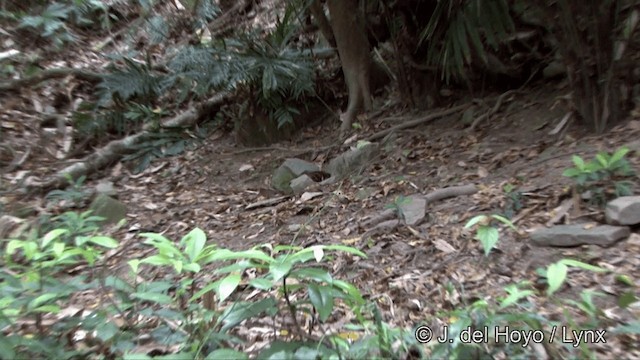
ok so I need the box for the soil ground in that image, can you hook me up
[3,76,640,356]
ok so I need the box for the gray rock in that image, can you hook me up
[605,196,640,225]
[398,195,427,225]
[282,158,320,176]
[531,224,630,247]
[271,158,320,194]
[290,175,316,194]
[95,181,117,197]
[325,142,380,180]
[89,194,127,225]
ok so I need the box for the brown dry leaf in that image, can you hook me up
[434,239,457,253]
[300,192,323,202]
[239,163,254,172]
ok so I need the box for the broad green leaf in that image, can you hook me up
[5,240,23,255]
[289,268,332,283]
[595,153,609,168]
[562,168,582,177]
[248,278,274,290]
[151,352,196,360]
[52,242,65,258]
[128,259,140,274]
[618,291,637,308]
[332,280,364,305]
[219,298,278,332]
[191,279,221,302]
[270,257,293,281]
[139,232,173,244]
[131,291,173,305]
[42,229,68,248]
[206,349,248,360]
[559,259,607,273]
[123,354,153,360]
[202,249,273,264]
[464,215,487,228]
[28,293,59,309]
[88,236,119,248]
[490,214,516,230]
[499,284,534,309]
[140,255,173,266]
[32,304,60,313]
[173,260,184,274]
[610,147,630,164]
[308,283,334,322]
[572,155,585,169]
[182,228,206,262]
[546,262,568,295]
[476,225,499,256]
[183,263,201,273]
[218,274,241,302]
[22,241,40,260]
[287,250,316,264]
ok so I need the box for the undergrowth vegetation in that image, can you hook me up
[1,200,638,358]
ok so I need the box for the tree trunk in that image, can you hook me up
[309,0,336,47]
[327,0,372,138]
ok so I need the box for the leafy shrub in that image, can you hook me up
[563,147,635,206]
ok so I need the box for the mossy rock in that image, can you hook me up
[89,194,127,225]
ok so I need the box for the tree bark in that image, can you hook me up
[326,0,372,138]
[309,0,335,47]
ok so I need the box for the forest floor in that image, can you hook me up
[3,76,640,356]
[1,1,640,355]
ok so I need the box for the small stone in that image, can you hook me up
[95,181,116,197]
[290,175,316,194]
[531,224,630,248]
[605,196,640,225]
[89,194,127,225]
[398,195,427,226]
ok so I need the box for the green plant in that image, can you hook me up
[384,195,412,220]
[502,184,524,218]
[45,174,91,208]
[124,228,371,358]
[1,226,118,358]
[562,147,635,206]
[122,128,203,174]
[420,0,515,82]
[464,214,516,256]
[16,0,111,47]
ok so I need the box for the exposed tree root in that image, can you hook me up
[33,93,231,191]
[365,103,471,142]
[0,68,102,92]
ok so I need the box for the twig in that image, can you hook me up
[424,184,478,203]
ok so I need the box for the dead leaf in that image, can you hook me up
[477,166,488,178]
[239,164,254,172]
[300,192,323,202]
[434,239,457,253]
[341,237,360,245]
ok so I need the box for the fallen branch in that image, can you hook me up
[365,104,471,142]
[424,184,478,203]
[35,93,231,191]
[0,68,102,92]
